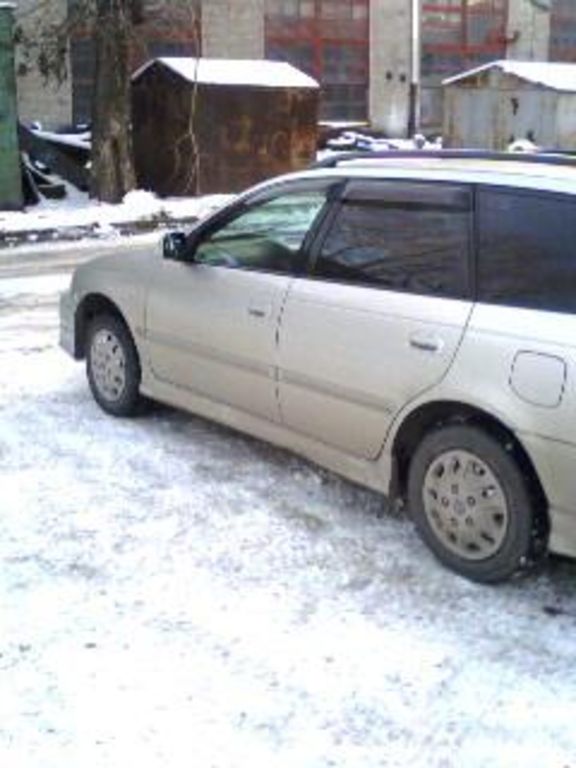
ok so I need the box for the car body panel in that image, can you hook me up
[439,302,576,443]
[143,367,393,497]
[278,278,473,459]
[144,260,291,422]
[518,431,576,558]
[60,157,576,562]
[64,248,157,358]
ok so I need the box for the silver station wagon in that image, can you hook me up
[60,151,576,583]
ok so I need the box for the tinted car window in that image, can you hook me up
[313,182,470,298]
[194,190,329,274]
[478,188,576,313]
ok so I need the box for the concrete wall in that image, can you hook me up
[14,0,71,128]
[369,0,411,136]
[506,0,551,61]
[202,0,265,59]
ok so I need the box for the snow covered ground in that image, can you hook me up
[0,190,232,244]
[1,241,576,768]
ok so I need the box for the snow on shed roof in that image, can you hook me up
[132,57,319,89]
[443,59,576,92]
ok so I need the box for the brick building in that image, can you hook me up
[14,0,576,136]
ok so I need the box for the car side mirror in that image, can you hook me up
[163,231,191,262]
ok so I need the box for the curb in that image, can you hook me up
[1,214,199,251]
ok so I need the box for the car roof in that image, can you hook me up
[297,152,576,196]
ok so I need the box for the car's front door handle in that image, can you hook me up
[409,332,443,353]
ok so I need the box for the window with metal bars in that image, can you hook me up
[421,0,508,79]
[70,0,201,124]
[265,0,369,121]
[550,0,576,62]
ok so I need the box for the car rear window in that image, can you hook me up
[478,188,576,314]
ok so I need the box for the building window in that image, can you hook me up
[70,0,201,124]
[70,37,95,125]
[550,0,576,61]
[265,0,369,122]
[421,0,508,80]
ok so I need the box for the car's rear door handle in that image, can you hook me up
[409,332,443,353]
[248,306,267,319]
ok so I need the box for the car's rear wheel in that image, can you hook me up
[86,314,142,417]
[407,424,542,583]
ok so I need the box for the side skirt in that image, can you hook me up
[141,376,392,497]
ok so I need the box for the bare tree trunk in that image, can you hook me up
[91,0,136,202]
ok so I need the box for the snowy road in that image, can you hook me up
[1,241,576,768]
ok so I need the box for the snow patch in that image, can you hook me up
[0,190,233,236]
[32,129,91,151]
[133,57,319,90]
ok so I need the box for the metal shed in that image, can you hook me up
[443,60,576,151]
[131,57,319,196]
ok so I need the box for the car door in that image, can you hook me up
[277,179,474,458]
[145,181,333,422]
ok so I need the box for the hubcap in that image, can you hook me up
[90,329,127,402]
[422,449,509,561]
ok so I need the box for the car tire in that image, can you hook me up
[86,313,143,417]
[407,424,541,583]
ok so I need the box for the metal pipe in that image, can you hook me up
[408,0,421,136]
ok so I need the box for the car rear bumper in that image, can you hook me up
[520,431,576,559]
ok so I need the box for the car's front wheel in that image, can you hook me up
[407,424,543,583]
[86,313,143,417]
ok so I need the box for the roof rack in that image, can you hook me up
[312,148,576,170]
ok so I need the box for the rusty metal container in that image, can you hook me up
[132,57,319,196]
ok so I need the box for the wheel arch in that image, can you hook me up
[390,399,549,538]
[74,293,130,359]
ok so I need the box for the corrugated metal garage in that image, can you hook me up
[443,59,576,150]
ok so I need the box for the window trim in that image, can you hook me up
[342,179,472,210]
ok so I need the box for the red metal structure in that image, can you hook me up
[421,0,508,78]
[420,0,509,128]
[265,0,369,121]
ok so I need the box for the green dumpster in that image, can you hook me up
[0,2,22,210]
